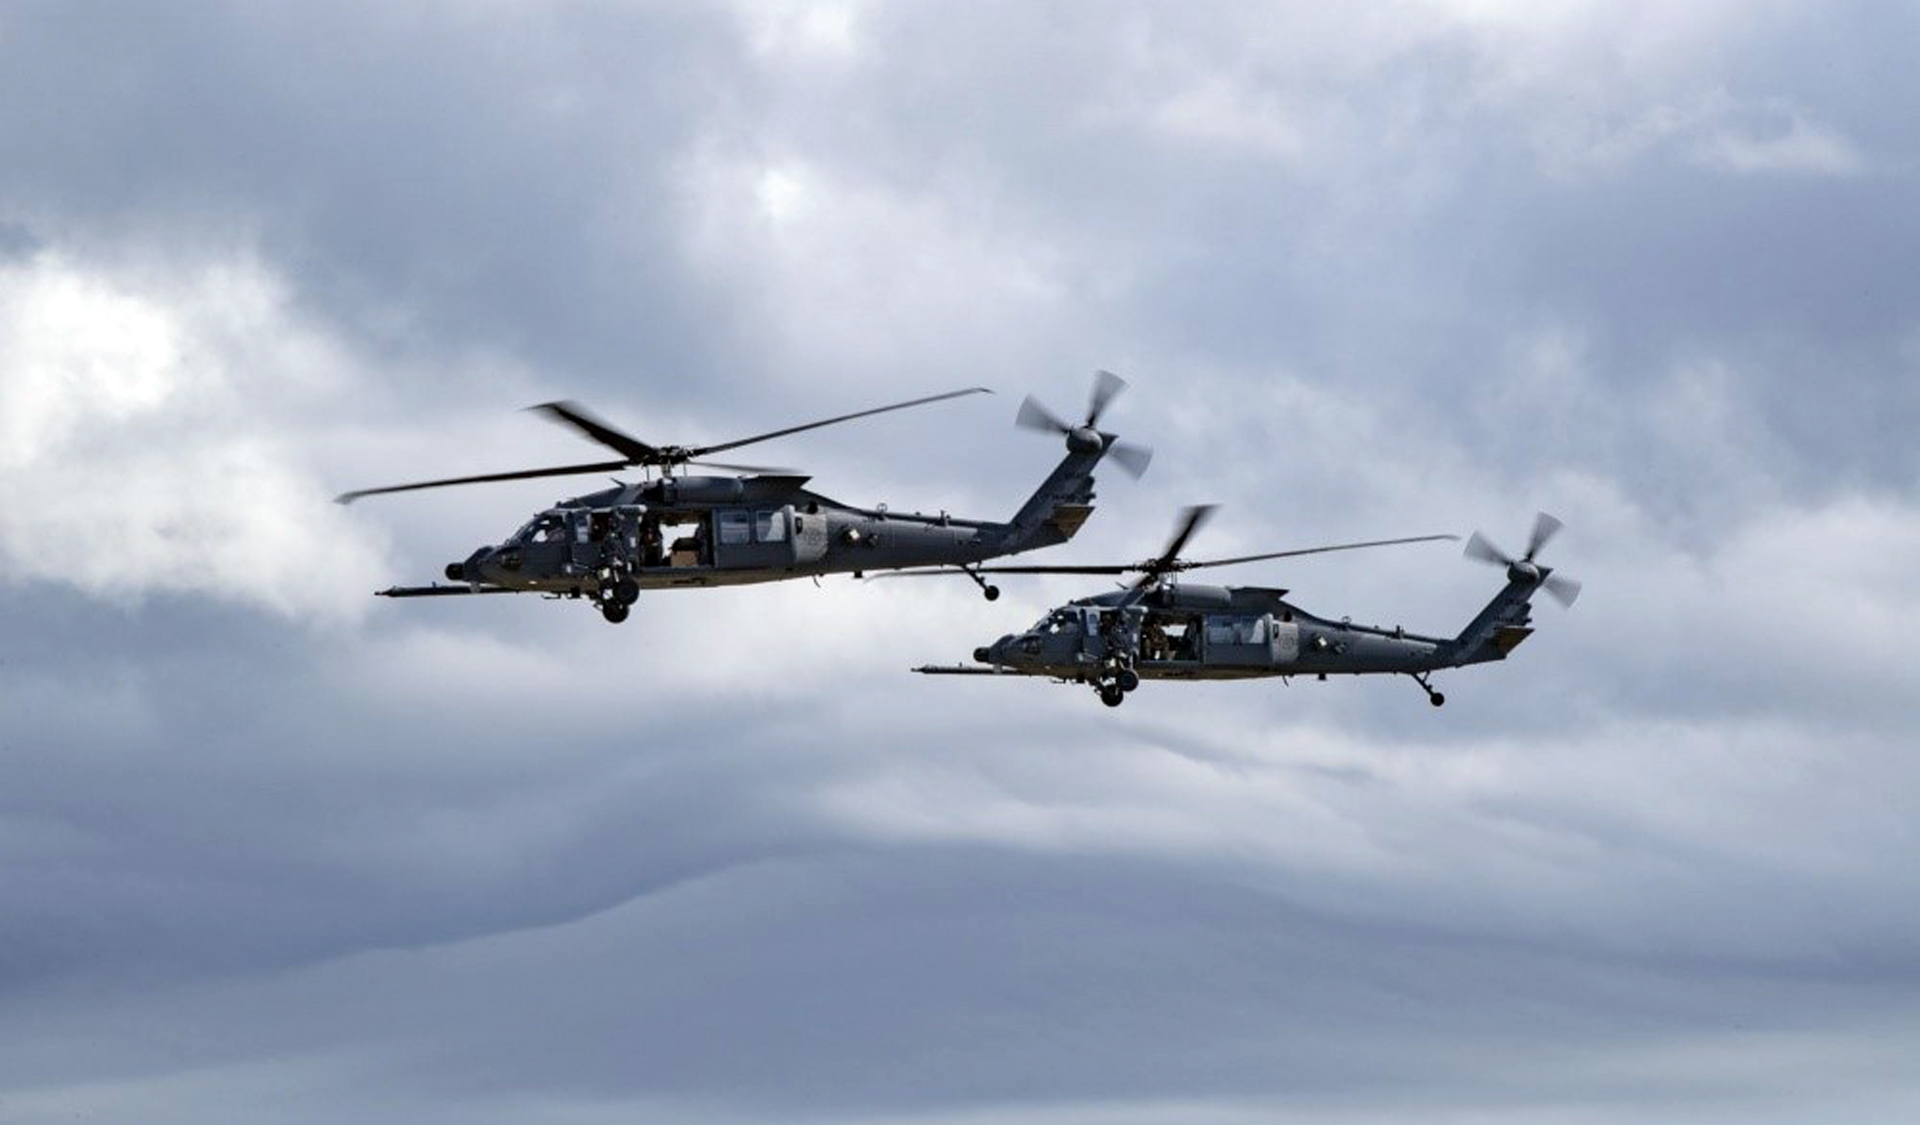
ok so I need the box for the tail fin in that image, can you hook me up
[994,441,1108,554]
[1445,574,1542,666]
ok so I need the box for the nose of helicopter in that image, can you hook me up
[446,546,500,583]
[975,634,1018,665]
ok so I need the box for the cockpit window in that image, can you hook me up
[508,516,567,545]
[509,513,569,545]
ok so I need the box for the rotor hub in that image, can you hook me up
[1467,513,1581,607]
[1066,426,1105,455]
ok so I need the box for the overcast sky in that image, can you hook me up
[4,2,1919,1122]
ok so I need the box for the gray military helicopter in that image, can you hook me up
[908,507,1580,707]
[338,373,1153,623]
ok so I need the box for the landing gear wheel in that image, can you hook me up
[1098,684,1125,707]
[962,567,1000,601]
[1429,692,1445,707]
[600,601,630,624]
[1116,668,1141,693]
[612,577,639,605]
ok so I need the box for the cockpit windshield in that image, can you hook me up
[1030,609,1080,636]
[507,512,568,545]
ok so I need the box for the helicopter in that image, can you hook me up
[337,373,1155,623]
[906,507,1580,707]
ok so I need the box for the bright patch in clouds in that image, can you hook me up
[1690,98,1865,176]
[1144,76,1308,158]
[679,150,1072,375]
[0,251,389,620]
[733,0,867,62]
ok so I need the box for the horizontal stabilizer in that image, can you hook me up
[1493,625,1533,654]
[1047,503,1095,539]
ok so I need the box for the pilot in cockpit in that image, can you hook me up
[507,514,561,545]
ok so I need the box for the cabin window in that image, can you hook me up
[717,511,752,546]
[754,509,787,542]
[1140,614,1196,661]
[1205,616,1267,645]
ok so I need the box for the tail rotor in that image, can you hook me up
[1016,369,1153,479]
[1464,512,1582,607]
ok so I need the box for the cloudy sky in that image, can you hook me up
[4,2,1919,1121]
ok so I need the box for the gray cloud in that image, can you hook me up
[4,1,1919,1122]
[8,847,1919,1123]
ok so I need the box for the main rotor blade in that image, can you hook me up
[1464,531,1511,567]
[1525,511,1564,560]
[529,400,661,463]
[1181,533,1460,570]
[1129,505,1217,590]
[335,459,632,503]
[1016,394,1072,434]
[867,563,1136,579]
[872,533,1459,581]
[694,386,992,457]
[685,460,800,475]
[1086,369,1128,427]
[1542,573,1583,607]
[1107,440,1153,479]
[1156,504,1217,569]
